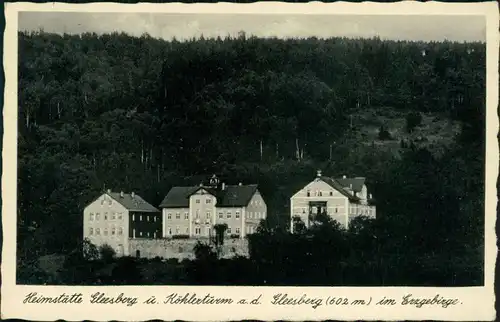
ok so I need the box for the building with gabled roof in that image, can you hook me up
[159,175,267,239]
[290,170,376,232]
[83,190,160,257]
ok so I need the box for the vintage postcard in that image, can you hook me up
[2,1,498,321]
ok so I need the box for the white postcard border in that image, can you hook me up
[2,2,498,321]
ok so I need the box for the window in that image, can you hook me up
[168,228,172,235]
[235,211,240,219]
[154,216,157,222]
[167,213,172,219]
[176,227,180,234]
[154,232,157,238]
[104,228,108,236]
[118,213,123,220]
[132,214,135,221]
[195,210,200,219]
[96,228,101,235]
[330,191,333,196]
[236,228,240,234]
[227,227,232,234]
[111,227,116,235]
[101,199,104,205]
[185,212,189,220]
[176,213,181,219]
[89,228,93,235]
[108,199,112,205]
[307,191,310,197]
[147,215,150,222]
[112,212,116,220]
[90,213,94,221]
[318,191,322,196]
[227,211,231,219]
[104,212,108,220]
[185,227,189,234]
[206,212,211,219]
[140,215,142,221]
[96,213,100,220]
[218,212,223,219]
[206,199,211,204]
[196,199,200,204]
[195,227,201,235]
[118,227,123,235]
[147,232,150,237]
[139,231,143,237]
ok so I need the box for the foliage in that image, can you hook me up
[17,31,485,286]
[406,111,423,132]
[99,244,116,262]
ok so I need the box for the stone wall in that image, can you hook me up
[128,238,249,260]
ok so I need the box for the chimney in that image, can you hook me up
[343,175,347,179]
[107,189,111,194]
[131,192,135,198]
[317,169,322,177]
[120,191,124,198]
[222,182,226,190]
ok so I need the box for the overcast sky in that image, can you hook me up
[19,12,486,43]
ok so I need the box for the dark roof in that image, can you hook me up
[335,177,366,193]
[159,184,259,208]
[107,192,159,212]
[319,176,360,201]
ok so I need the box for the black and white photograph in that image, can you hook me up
[2,2,498,321]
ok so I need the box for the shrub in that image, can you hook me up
[99,244,116,262]
[172,234,190,240]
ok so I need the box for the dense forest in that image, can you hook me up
[17,31,485,285]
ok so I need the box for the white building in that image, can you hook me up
[290,170,376,231]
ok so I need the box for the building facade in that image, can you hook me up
[83,190,160,256]
[159,176,267,239]
[290,170,376,232]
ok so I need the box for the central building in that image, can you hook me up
[159,175,267,239]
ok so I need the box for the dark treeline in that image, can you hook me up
[18,31,484,285]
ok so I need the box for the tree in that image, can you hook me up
[378,125,392,141]
[82,238,99,260]
[406,111,423,133]
[99,244,116,262]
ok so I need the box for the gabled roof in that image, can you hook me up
[107,192,159,213]
[335,177,366,193]
[319,176,360,201]
[159,184,259,208]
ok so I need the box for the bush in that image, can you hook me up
[172,234,190,240]
[99,244,116,262]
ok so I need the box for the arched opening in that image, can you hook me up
[135,250,141,258]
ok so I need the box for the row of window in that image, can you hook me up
[100,199,113,206]
[89,212,123,221]
[194,198,212,204]
[89,227,123,236]
[164,226,243,235]
[131,214,159,222]
[166,210,259,220]
[306,190,335,197]
[249,199,263,206]
[132,229,158,238]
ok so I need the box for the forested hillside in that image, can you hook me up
[18,31,485,269]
